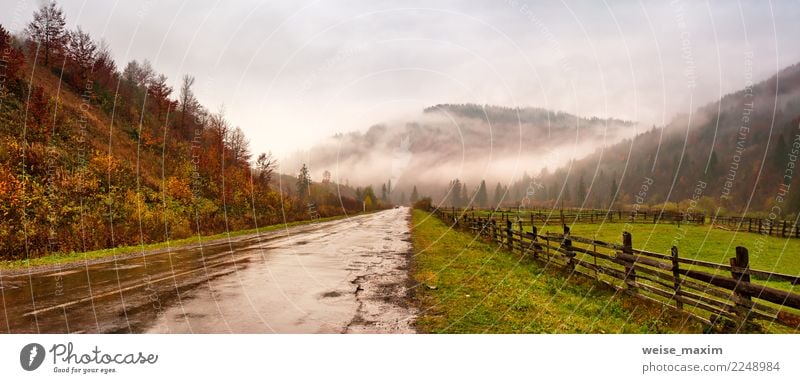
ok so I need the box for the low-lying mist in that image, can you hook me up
[281,104,640,200]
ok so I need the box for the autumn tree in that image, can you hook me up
[93,40,117,89]
[26,1,68,66]
[227,127,250,166]
[0,25,25,83]
[148,73,172,122]
[65,27,96,76]
[362,186,377,209]
[207,107,230,154]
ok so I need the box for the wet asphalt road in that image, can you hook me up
[0,208,416,333]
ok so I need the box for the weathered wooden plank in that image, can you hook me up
[674,294,739,320]
[574,258,628,281]
[677,289,735,312]
[616,252,674,271]
[568,235,622,250]
[679,268,800,310]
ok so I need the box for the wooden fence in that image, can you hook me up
[446,207,800,239]
[450,207,704,226]
[712,215,800,239]
[432,208,800,331]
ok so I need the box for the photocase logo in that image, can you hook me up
[20,343,45,371]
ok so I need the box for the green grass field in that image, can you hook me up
[410,209,707,333]
[457,209,800,279]
[527,221,800,276]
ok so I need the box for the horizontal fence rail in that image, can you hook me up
[432,208,800,331]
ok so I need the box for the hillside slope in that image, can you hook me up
[0,16,363,260]
[501,63,800,215]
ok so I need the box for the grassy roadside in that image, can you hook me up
[409,209,705,333]
[1,211,368,270]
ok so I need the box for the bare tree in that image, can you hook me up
[179,75,198,130]
[227,127,250,165]
[208,106,230,148]
[256,152,277,186]
[26,1,68,66]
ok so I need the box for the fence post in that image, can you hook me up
[730,246,752,326]
[530,225,538,257]
[671,246,683,310]
[491,219,497,243]
[563,225,575,270]
[782,221,787,238]
[506,219,513,252]
[622,232,636,292]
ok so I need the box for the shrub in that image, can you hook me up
[413,197,432,211]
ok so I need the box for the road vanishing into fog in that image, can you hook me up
[0,208,416,333]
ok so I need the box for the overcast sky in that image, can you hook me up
[3,0,799,158]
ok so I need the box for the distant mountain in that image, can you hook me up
[522,62,800,215]
[284,103,638,200]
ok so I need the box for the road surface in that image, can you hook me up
[0,208,416,333]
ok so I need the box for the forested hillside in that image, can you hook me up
[0,3,367,260]
[515,62,800,216]
[282,102,637,202]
